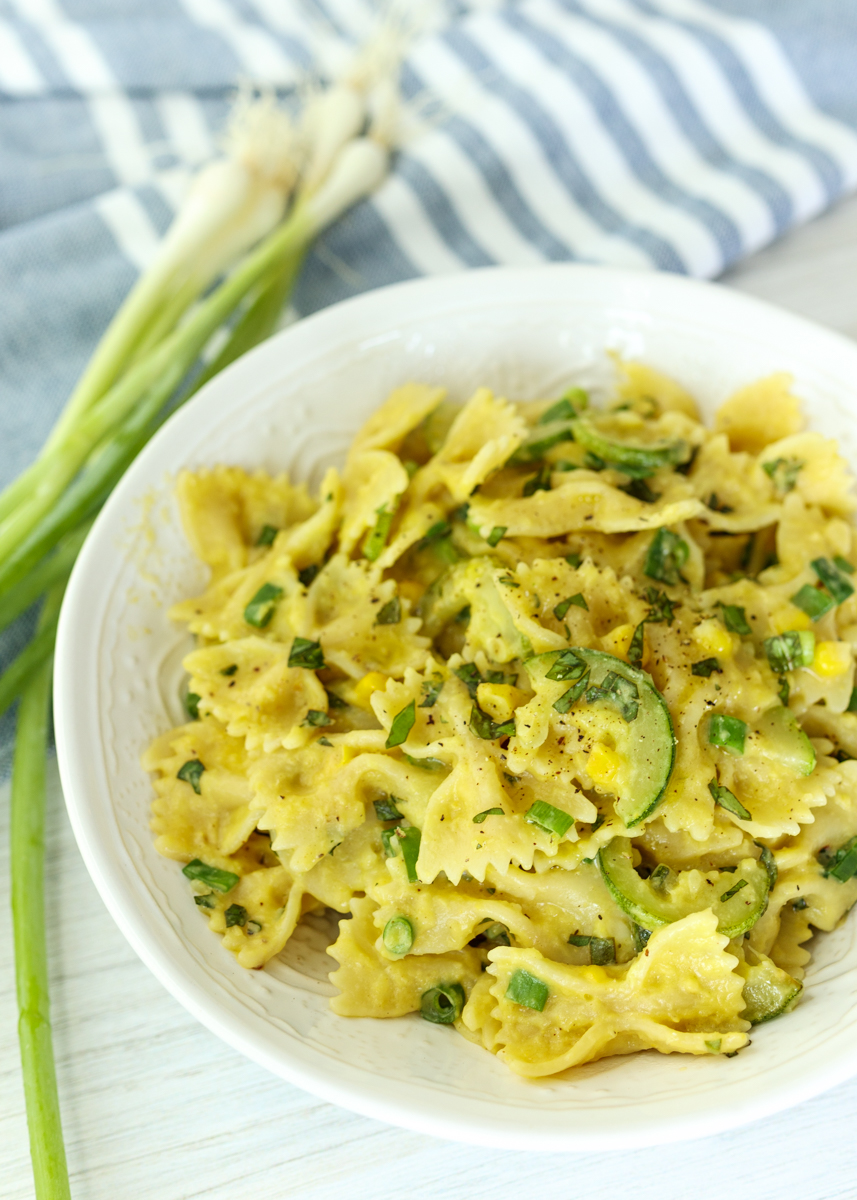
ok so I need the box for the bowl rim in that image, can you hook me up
[54,262,857,1150]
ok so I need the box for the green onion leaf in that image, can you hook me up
[244,581,283,628]
[525,800,573,838]
[386,700,416,749]
[185,691,201,720]
[812,556,855,604]
[716,603,752,635]
[383,915,415,956]
[298,563,319,588]
[256,524,278,546]
[565,553,582,568]
[764,630,815,674]
[708,714,747,755]
[505,968,549,1012]
[374,796,404,823]
[553,670,590,713]
[486,525,507,547]
[177,759,205,794]
[708,779,751,821]
[220,663,238,676]
[762,456,803,493]
[182,859,239,893]
[834,555,855,575]
[644,527,689,585]
[455,662,482,700]
[691,658,721,678]
[193,892,216,910]
[790,583,835,622]
[288,637,326,670]
[585,670,640,722]
[554,593,588,619]
[420,982,465,1025]
[472,807,504,823]
[302,709,332,727]
[225,904,247,928]
[545,649,587,683]
[375,596,401,625]
[823,835,857,882]
[363,505,395,561]
[419,676,444,708]
[720,877,748,903]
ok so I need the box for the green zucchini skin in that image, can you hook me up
[526,647,676,828]
[737,951,803,1025]
[597,837,771,938]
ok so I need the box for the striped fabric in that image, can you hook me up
[2,0,857,774]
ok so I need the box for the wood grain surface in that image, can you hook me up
[6,198,857,1198]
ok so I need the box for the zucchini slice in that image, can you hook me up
[571,415,690,479]
[737,949,802,1025]
[526,648,676,826]
[750,705,816,778]
[598,837,770,937]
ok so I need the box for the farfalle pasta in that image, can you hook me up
[144,364,857,1076]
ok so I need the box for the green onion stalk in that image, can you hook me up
[1,61,399,1198]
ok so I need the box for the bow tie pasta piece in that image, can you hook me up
[759,432,856,517]
[688,435,782,534]
[466,910,748,1077]
[329,897,483,1018]
[339,449,409,556]
[297,818,391,913]
[196,861,315,970]
[771,490,854,581]
[612,356,700,420]
[416,388,528,506]
[348,382,447,457]
[175,465,316,580]
[143,718,264,863]
[418,557,525,663]
[714,373,804,456]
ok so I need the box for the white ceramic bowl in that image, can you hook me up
[55,265,857,1150]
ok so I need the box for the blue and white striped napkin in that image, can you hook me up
[3,0,857,774]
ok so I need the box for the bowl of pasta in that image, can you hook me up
[55,263,857,1150]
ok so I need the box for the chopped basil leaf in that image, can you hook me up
[364,505,395,561]
[454,605,471,624]
[834,555,855,575]
[545,649,587,683]
[403,752,447,771]
[487,525,507,547]
[386,700,416,749]
[554,593,588,619]
[720,877,748,903]
[505,968,549,1012]
[717,603,752,635]
[473,807,505,822]
[302,709,332,727]
[383,915,415,956]
[645,587,678,625]
[848,687,857,714]
[764,630,815,674]
[256,524,278,546]
[244,581,284,628]
[318,737,333,747]
[419,676,444,708]
[375,596,401,625]
[177,759,205,794]
[553,670,590,713]
[470,705,515,741]
[706,492,733,513]
[691,658,721,677]
[763,456,803,493]
[182,859,238,893]
[708,714,747,755]
[644,527,689,586]
[220,663,238,676]
[790,583,835,622]
[185,692,201,720]
[568,933,591,947]
[619,478,660,504]
[374,796,404,823]
[566,933,616,965]
[523,463,552,496]
[420,982,465,1025]
[822,835,857,882]
[288,637,325,670]
[708,779,751,821]
[298,563,319,587]
[585,670,639,722]
[455,663,482,700]
[778,676,790,706]
[633,924,651,953]
[194,892,216,910]
[565,553,582,569]
[399,827,421,882]
[524,800,573,838]
[812,556,855,604]
[325,688,347,709]
[225,904,247,928]
[628,622,645,668]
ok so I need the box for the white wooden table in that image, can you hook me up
[6,202,857,1198]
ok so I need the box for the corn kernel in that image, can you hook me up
[351,671,390,708]
[771,605,813,634]
[476,682,526,722]
[812,641,852,678]
[587,742,623,788]
[602,623,635,660]
[693,619,733,657]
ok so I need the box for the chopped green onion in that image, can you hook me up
[420,982,465,1025]
[708,714,747,755]
[762,456,803,492]
[567,933,591,947]
[375,596,401,625]
[419,676,444,707]
[386,700,416,749]
[554,593,588,619]
[455,662,482,699]
[288,637,325,670]
[793,897,808,910]
[298,563,319,588]
[834,555,855,575]
[472,807,504,823]
[505,968,549,1012]
[764,630,815,674]
[755,843,778,889]
[256,524,278,546]
[720,878,748,903]
[302,709,332,727]
[823,835,857,882]
[487,525,507,547]
[565,553,582,568]
[225,904,247,928]
[540,390,587,424]
[790,584,835,622]
[705,1039,722,1054]
[644,527,689,586]
[220,663,238,676]
[469,705,516,740]
[193,892,216,910]
[567,933,616,965]
[246,920,262,935]
[472,922,511,947]
[523,463,552,496]
[185,691,201,720]
[182,859,239,893]
[373,796,404,823]
[585,671,639,723]
[553,671,590,713]
[363,505,395,561]
[380,828,398,858]
[709,779,751,821]
[545,649,587,682]
[383,916,415,956]
[177,759,205,794]
[812,557,855,604]
[244,581,283,628]
[418,520,452,551]
[691,658,721,678]
[525,800,573,838]
[509,421,576,465]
